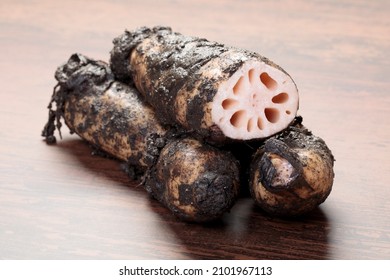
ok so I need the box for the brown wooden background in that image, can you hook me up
[1,0,389,259]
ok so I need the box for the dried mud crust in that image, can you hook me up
[42,53,115,144]
[110,26,299,143]
[249,118,335,217]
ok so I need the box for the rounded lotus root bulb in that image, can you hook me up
[146,138,241,222]
[249,123,335,217]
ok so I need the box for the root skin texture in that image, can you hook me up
[42,53,240,222]
[249,118,335,217]
[110,26,299,144]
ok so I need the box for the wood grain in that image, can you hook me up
[0,0,389,259]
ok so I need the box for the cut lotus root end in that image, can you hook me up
[211,60,299,140]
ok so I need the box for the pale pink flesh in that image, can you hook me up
[211,60,299,140]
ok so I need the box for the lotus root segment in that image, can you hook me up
[110,26,299,143]
[145,138,240,222]
[249,120,335,217]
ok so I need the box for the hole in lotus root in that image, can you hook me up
[264,108,280,123]
[260,72,278,90]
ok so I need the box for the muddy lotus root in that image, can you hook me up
[42,53,240,222]
[110,26,299,144]
[249,118,335,217]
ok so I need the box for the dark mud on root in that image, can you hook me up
[194,172,238,217]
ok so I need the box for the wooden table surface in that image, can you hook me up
[1,0,389,260]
